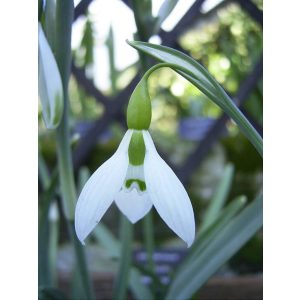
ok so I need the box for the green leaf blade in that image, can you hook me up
[166,194,262,300]
[177,195,247,275]
[93,223,153,299]
[201,163,234,233]
[128,40,218,101]
[113,216,133,300]
[128,41,263,157]
[129,268,154,300]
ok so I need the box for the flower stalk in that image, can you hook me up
[53,1,94,299]
[113,216,133,300]
[55,0,77,220]
[133,61,263,157]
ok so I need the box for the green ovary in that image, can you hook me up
[127,78,152,130]
[128,131,146,165]
[125,179,146,191]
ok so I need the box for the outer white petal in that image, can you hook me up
[115,189,152,223]
[142,131,195,247]
[75,130,133,244]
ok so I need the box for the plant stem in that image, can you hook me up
[55,0,77,219]
[143,212,155,270]
[38,165,58,287]
[67,220,95,300]
[131,0,151,71]
[113,216,133,300]
[54,1,94,299]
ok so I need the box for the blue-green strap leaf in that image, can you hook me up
[201,163,234,233]
[166,194,262,300]
[176,195,247,276]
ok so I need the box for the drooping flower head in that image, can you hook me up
[75,68,195,247]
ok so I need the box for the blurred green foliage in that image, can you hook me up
[180,3,262,91]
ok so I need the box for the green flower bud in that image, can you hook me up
[127,78,152,130]
[38,23,64,130]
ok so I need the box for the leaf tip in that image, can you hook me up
[126,39,134,46]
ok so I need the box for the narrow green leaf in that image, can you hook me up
[39,219,50,286]
[132,0,154,40]
[178,195,247,274]
[39,155,58,286]
[66,221,95,300]
[38,23,64,129]
[38,171,58,286]
[128,41,263,157]
[129,269,154,300]
[70,175,89,300]
[93,224,153,300]
[77,166,91,192]
[52,1,93,299]
[39,171,58,237]
[71,267,85,300]
[166,194,262,300]
[55,0,77,220]
[113,216,133,300]
[143,211,155,271]
[201,163,234,233]
[55,0,73,88]
[93,224,121,259]
[128,41,217,98]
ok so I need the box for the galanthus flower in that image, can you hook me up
[75,71,195,247]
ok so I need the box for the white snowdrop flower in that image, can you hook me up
[75,69,195,247]
[75,129,195,247]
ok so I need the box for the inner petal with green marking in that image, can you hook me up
[125,179,146,191]
[121,163,147,195]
